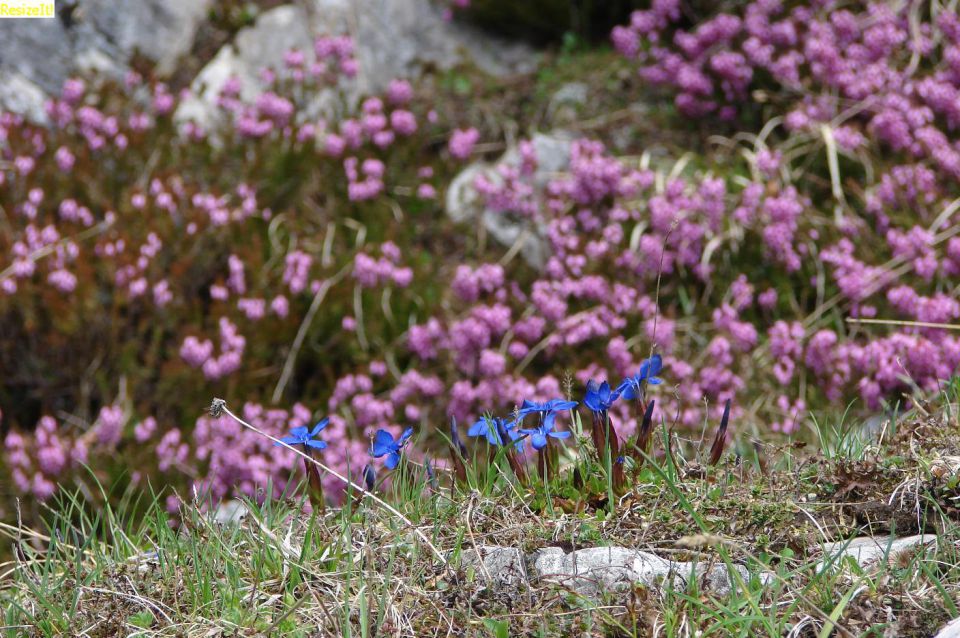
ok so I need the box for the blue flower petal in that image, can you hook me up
[531,432,548,450]
[398,427,414,445]
[384,452,400,470]
[311,418,330,435]
[370,430,395,457]
[306,439,327,450]
[467,418,488,437]
[275,435,302,446]
[647,354,663,375]
[619,383,639,401]
[289,426,309,438]
[549,430,571,440]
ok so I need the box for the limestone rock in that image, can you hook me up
[819,534,937,570]
[177,0,537,129]
[528,545,762,598]
[457,545,527,586]
[326,0,536,94]
[445,131,574,269]
[175,5,317,130]
[934,616,960,638]
[0,0,212,117]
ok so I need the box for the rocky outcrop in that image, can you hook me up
[0,0,537,123]
[308,0,536,94]
[445,131,574,269]
[818,534,937,570]
[0,0,213,120]
[457,543,766,598]
[456,534,939,600]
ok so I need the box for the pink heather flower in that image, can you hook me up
[15,156,35,175]
[48,269,78,293]
[61,78,85,104]
[180,336,214,367]
[210,285,229,301]
[227,255,246,294]
[238,298,266,321]
[771,395,806,434]
[32,473,56,501]
[271,295,289,318]
[128,277,148,298]
[55,146,75,171]
[134,417,157,443]
[755,148,781,176]
[156,428,189,472]
[417,183,436,199]
[387,79,413,105]
[758,288,778,310]
[325,133,347,157]
[94,404,125,447]
[283,251,312,294]
[153,280,173,306]
[478,349,506,377]
[448,128,480,160]
[390,110,417,135]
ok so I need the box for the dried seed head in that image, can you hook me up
[209,398,227,418]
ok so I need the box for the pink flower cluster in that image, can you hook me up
[352,242,413,288]
[179,318,246,380]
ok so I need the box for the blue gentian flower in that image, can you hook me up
[468,416,526,452]
[617,354,664,400]
[370,427,413,469]
[496,418,527,453]
[467,416,504,445]
[450,418,467,458]
[362,463,377,491]
[516,398,579,419]
[584,380,620,413]
[519,412,571,451]
[275,418,329,450]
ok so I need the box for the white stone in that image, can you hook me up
[528,545,764,598]
[212,499,250,526]
[819,534,937,570]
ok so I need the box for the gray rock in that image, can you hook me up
[445,131,574,269]
[0,0,212,117]
[547,82,589,124]
[934,616,960,638]
[177,0,537,129]
[176,5,317,131]
[1,0,536,122]
[819,534,937,570]
[457,545,527,586]
[0,71,49,123]
[528,546,763,598]
[327,0,536,95]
